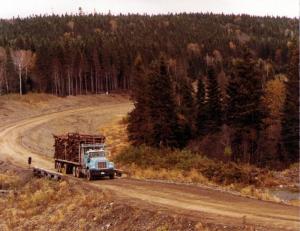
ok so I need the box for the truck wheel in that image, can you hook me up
[62,164,67,174]
[76,167,81,178]
[87,170,93,181]
[109,173,115,179]
[57,163,61,173]
[65,164,71,174]
[72,166,76,177]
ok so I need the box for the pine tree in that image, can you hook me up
[281,46,299,163]
[195,77,206,136]
[177,76,194,120]
[177,75,194,145]
[227,49,265,164]
[5,47,16,93]
[127,54,148,145]
[147,55,179,148]
[205,65,222,133]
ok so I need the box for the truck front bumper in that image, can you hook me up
[89,168,114,177]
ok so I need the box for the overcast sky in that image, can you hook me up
[0,0,298,19]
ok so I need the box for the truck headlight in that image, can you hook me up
[108,162,114,169]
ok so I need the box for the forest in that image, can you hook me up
[0,12,298,167]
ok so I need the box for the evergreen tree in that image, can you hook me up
[226,49,265,164]
[127,55,148,145]
[205,65,222,133]
[5,47,16,93]
[177,76,194,120]
[177,75,194,144]
[147,55,179,148]
[281,46,299,163]
[195,77,206,136]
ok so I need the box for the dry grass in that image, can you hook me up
[239,186,281,202]
[0,175,103,230]
[0,172,21,189]
[1,93,56,104]
[126,164,287,204]
[0,163,32,186]
[0,167,108,230]
[0,169,210,231]
[128,164,212,185]
[99,119,129,159]
[0,93,130,127]
[289,200,300,206]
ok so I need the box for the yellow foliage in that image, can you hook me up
[110,19,118,31]
[49,209,65,224]
[263,78,286,119]
[241,186,281,202]
[229,41,236,50]
[99,118,129,158]
[187,43,201,54]
[0,173,20,188]
[67,20,75,30]
[127,165,211,185]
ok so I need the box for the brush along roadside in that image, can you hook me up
[114,146,299,205]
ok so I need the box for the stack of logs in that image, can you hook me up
[53,133,105,162]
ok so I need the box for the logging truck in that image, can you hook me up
[53,133,121,180]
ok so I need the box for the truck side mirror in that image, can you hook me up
[87,157,90,163]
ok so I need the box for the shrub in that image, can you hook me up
[115,145,273,186]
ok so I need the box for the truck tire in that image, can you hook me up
[86,170,93,181]
[62,164,67,174]
[57,163,61,173]
[76,167,81,178]
[72,166,76,177]
[109,173,115,179]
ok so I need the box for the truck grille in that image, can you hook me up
[98,162,107,169]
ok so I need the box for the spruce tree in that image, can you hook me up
[195,77,206,136]
[177,75,194,145]
[147,55,179,148]
[127,54,148,145]
[177,76,194,121]
[281,46,299,163]
[5,47,16,93]
[227,49,265,164]
[205,65,222,133]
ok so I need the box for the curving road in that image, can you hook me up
[0,102,299,230]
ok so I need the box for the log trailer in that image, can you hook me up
[53,133,121,180]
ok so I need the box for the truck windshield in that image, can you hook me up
[89,150,105,158]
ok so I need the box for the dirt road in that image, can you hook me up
[0,102,299,230]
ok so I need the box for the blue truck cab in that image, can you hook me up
[82,144,115,180]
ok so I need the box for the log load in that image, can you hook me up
[53,133,105,162]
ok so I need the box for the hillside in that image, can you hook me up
[0,13,298,94]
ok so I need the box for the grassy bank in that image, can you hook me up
[0,166,207,231]
[115,146,278,186]
[114,145,299,203]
